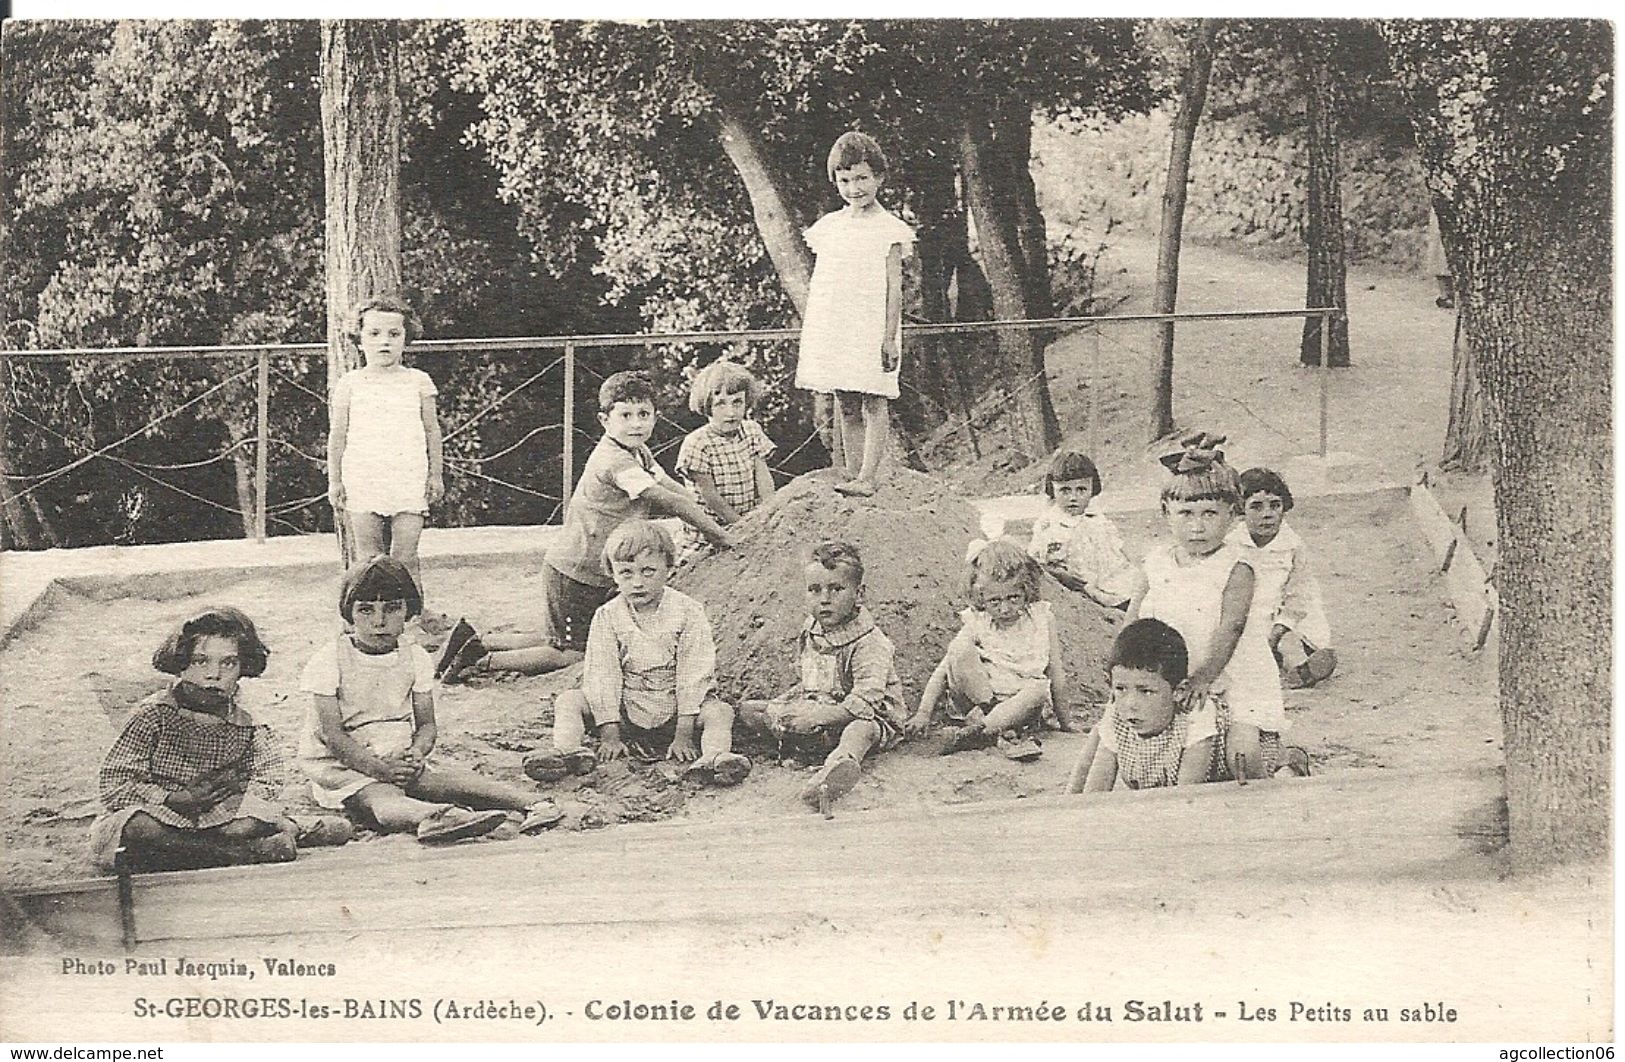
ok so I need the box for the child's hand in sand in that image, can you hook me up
[597,724,628,764]
[379,752,421,786]
[904,711,933,737]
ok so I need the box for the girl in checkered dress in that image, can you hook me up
[1067,619,1222,793]
[675,360,775,557]
[89,608,304,872]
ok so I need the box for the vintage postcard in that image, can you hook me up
[0,14,1611,1047]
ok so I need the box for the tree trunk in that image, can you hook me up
[716,108,813,318]
[229,445,256,539]
[999,99,1054,320]
[1299,37,1352,367]
[1440,309,1488,472]
[1386,20,1611,869]
[1150,18,1220,441]
[957,112,1061,462]
[320,20,402,565]
[0,356,35,551]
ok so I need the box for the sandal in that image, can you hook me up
[685,752,753,788]
[415,807,509,844]
[996,731,1044,763]
[517,800,565,834]
[434,619,477,679]
[292,815,355,848]
[800,756,861,816]
[522,748,597,783]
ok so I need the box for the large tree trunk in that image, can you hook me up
[958,111,1061,462]
[999,99,1054,321]
[320,20,402,565]
[1299,35,1352,367]
[1440,309,1488,472]
[1150,18,1220,440]
[716,108,812,317]
[230,445,256,539]
[1386,20,1611,869]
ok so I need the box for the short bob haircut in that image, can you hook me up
[688,359,764,418]
[1238,467,1295,512]
[153,607,271,678]
[602,518,677,574]
[598,370,659,414]
[827,131,889,182]
[346,294,423,346]
[965,538,1043,607]
[1107,618,1189,692]
[1160,461,1240,510]
[1043,449,1102,498]
[809,539,865,585]
[339,555,424,623]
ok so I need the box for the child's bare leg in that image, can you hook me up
[945,642,997,712]
[981,680,1051,733]
[349,782,446,833]
[856,394,889,485]
[1225,722,1269,780]
[835,392,866,479]
[696,700,737,757]
[408,765,539,813]
[551,688,592,752]
[482,631,551,652]
[485,645,583,674]
[388,512,426,595]
[348,512,388,565]
[813,392,841,470]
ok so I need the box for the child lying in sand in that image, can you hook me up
[522,520,751,786]
[738,540,907,813]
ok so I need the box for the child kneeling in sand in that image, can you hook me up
[738,540,907,812]
[522,520,751,786]
[907,538,1072,761]
[90,608,349,872]
[300,556,563,843]
[1067,619,1221,793]
[1229,467,1337,689]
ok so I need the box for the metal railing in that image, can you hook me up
[2,306,1344,545]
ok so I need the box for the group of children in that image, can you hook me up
[87,129,1335,873]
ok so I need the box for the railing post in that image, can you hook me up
[1318,311,1331,459]
[255,350,269,543]
[562,343,575,522]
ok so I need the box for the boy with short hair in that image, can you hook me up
[523,520,750,786]
[738,540,907,814]
[440,371,733,679]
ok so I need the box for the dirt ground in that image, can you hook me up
[0,479,1494,887]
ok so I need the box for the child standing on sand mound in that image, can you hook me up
[738,540,908,814]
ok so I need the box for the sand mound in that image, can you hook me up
[675,469,1115,717]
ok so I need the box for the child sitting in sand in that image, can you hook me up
[299,556,563,844]
[1066,619,1220,792]
[739,540,907,813]
[907,538,1072,761]
[521,520,751,786]
[438,370,733,682]
[1128,435,1291,781]
[1229,467,1337,689]
[1026,449,1135,609]
[90,608,350,873]
[675,360,776,557]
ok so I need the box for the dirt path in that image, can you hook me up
[931,235,1460,501]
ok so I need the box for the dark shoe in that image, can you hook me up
[997,731,1044,762]
[1435,295,1455,310]
[434,619,477,679]
[241,833,298,864]
[292,815,355,848]
[523,748,596,782]
[834,478,876,497]
[686,752,753,788]
[440,634,488,686]
[1275,746,1313,778]
[517,800,565,833]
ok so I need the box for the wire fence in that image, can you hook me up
[0,308,1342,550]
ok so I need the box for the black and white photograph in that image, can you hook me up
[0,14,1612,1047]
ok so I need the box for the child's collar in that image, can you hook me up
[165,681,251,725]
[803,606,875,647]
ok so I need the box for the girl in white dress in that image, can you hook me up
[1126,436,1288,780]
[327,296,444,597]
[796,131,915,498]
[908,539,1072,761]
